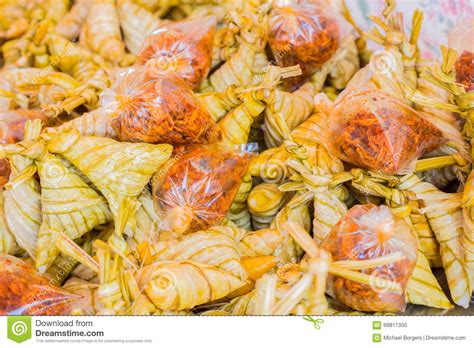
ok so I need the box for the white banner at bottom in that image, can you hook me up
[0,315,472,347]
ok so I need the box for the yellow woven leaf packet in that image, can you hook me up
[63,277,104,316]
[125,190,161,249]
[197,85,242,122]
[263,82,314,148]
[248,146,289,183]
[93,240,130,315]
[217,89,267,148]
[463,172,474,293]
[238,228,284,258]
[2,122,42,259]
[54,0,92,40]
[150,228,248,281]
[227,172,253,229]
[136,260,246,311]
[249,94,343,183]
[50,108,118,139]
[406,250,452,309]
[34,148,112,272]
[248,183,288,230]
[313,189,348,244]
[399,174,470,308]
[43,129,173,216]
[0,190,16,254]
[117,0,160,55]
[270,194,311,266]
[219,291,257,315]
[3,121,113,272]
[214,62,304,149]
[204,8,267,92]
[408,200,442,267]
[275,109,349,245]
[82,0,125,63]
[387,205,451,310]
[148,227,278,284]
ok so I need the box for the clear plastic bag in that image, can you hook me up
[137,16,216,90]
[0,254,81,315]
[448,18,474,92]
[152,144,256,235]
[327,90,446,174]
[268,0,340,90]
[100,66,221,145]
[320,204,418,312]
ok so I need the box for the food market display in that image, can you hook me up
[0,0,472,316]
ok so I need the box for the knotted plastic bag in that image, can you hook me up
[320,204,418,312]
[327,90,446,174]
[100,66,221,145]
[268,0,340,90]
[137,16,216,90]
[152,144,256,235]
[0,254,81,315]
